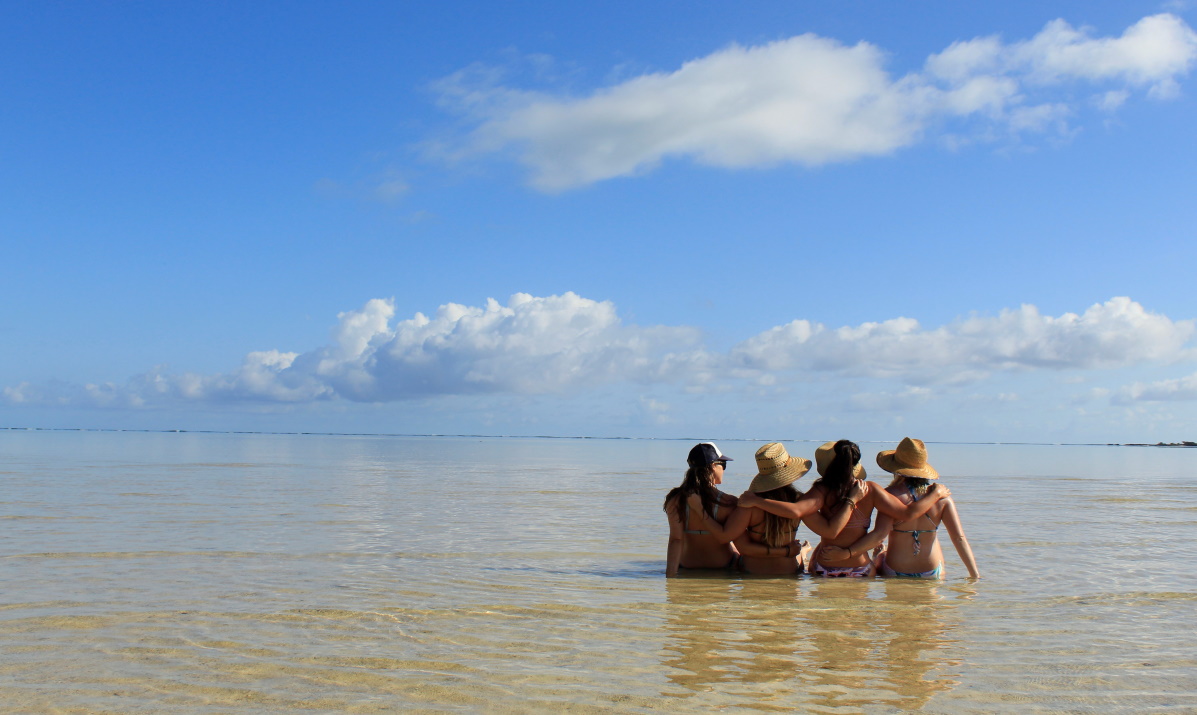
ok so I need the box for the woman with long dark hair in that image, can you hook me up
[740,440,951,577]
[713,442,864,575]
[822,438,980,579]
[664,442,741,576]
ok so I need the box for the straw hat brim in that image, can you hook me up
[749,457,812,493]
[876,450,939,479]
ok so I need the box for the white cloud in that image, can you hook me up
[729,297,1195,383]
[4,296,1191,409]
[440,14,1197,190]
[1,293,701,408]
[1117,372,1197,402]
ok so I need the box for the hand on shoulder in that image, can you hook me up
[849,479,868,502]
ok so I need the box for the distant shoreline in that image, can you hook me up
[1,426,1194,447]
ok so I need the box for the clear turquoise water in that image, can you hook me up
[1,431,1193,712]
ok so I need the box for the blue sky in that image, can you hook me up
[3,1,1196,442]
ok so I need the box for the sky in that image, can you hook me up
[2,1,1196,443]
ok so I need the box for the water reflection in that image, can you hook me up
[661,577,961,709]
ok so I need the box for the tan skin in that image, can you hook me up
[708,480,867,575]
[694,479,871,574]
[822,478,980,579]
[665,462,740,576]
[740,479,950,573]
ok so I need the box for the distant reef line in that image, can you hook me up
[0,426,1194,447]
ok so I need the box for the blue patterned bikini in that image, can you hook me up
[883,485,943,578]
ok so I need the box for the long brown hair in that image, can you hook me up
[755,484,800,547]
[663,444,722,522]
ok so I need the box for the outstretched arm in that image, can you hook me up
[940,500,980,578]
[705,502,751,545]
[739,480,863,526]
[871,482,951,521]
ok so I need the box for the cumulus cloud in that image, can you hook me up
[1,293,703,408]
[3,296,1192,409]
[438,14,1197,190]
[729,297,1195,383]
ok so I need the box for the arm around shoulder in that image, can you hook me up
[872,481,951,521]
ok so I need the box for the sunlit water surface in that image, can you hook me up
[1,431,1193,713]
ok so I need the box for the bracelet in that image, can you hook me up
[847,547,854,558]
[785,543,792,558]
[843,498,856,509]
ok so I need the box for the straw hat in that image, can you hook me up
[814,441,866,480]
[748,443,812,493]
[876,437,939,479]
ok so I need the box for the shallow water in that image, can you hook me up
[1,431,1193,713]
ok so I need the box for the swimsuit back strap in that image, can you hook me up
[683,500,711,535]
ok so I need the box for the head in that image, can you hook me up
[812,439,862,503]
[876,437,939,480]
[686,442,731,485]
[748,442,811,494]
[665,442,733,518]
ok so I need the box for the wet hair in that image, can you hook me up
[888,474,933,499]
[755,484,801,548]
[811,439,861,505]
[663,444,723,522]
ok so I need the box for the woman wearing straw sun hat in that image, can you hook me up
[742,439,952,577]
[707,443,865,575]
[822,438,980,579]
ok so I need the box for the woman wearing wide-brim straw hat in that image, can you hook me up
[741,439,952,578]
[823,438,980,579]
[702,443,867,575]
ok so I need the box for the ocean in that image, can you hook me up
[1,430,1193,713]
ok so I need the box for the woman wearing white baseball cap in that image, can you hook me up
[664,442,740,576]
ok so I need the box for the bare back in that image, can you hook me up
[882,484,946,574]
[666,491,737,570]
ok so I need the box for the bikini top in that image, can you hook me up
[822,496,871,529]
[845,503,871,529]
[683,500,720,535]
[891,485,939,555]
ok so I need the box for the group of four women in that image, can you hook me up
[663,438,980,579]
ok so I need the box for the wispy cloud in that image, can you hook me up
[1117,372,1197,403]
[435,14,1197,190]
[4,296,1191,409]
